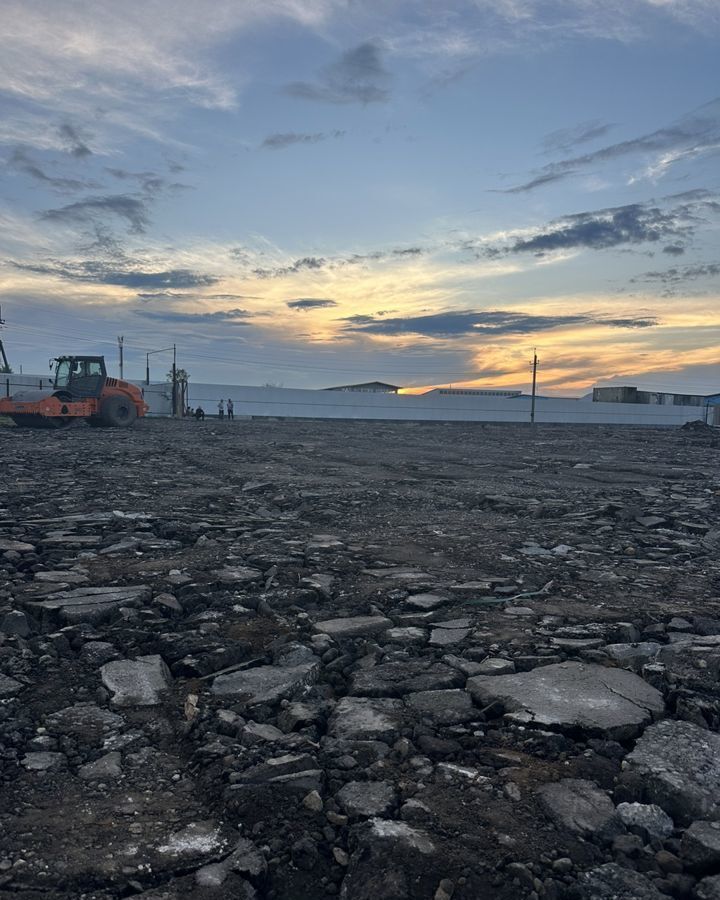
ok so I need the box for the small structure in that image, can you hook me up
[323,381,401,393]
[592,386,711,407]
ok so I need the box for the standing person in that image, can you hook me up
[227,398,234,420]
[217,399,225,420]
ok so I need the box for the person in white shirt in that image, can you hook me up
[217,399,225,420]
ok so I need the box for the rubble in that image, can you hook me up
[616,802,674,841]
[314,615,392,639]
[536,779,623,843]
[622,720,720,824]
[101,654,173,706]
[2,417,720,898]
[577,862,665,898]
[211,661,319,706]
[681,820,720,872]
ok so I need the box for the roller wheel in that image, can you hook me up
[10,414,44,428]
[10,414,73,429]
[46,417,74,429]
[100,395,138,427]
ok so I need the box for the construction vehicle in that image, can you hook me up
[0,356,148,428]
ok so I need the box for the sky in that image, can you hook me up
[1,0,719,395]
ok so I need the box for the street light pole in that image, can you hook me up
[145,346,175,388]
[172,343,177,418]
[530,349,538,425]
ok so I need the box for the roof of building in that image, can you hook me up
[322,381,402,392]
[423,388,522,396]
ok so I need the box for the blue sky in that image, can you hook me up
[1,0,719,394]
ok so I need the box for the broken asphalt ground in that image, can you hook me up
[1,417,720,900]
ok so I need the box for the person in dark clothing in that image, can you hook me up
[194,406,205,420]
[227,398,234,420]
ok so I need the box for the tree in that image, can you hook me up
[167,368,190,416]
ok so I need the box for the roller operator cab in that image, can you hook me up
[0,355,148,429]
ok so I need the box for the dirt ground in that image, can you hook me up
[1,417,719,900]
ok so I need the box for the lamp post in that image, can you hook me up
[145,346,175,385]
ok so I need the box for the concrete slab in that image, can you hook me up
[211,662,319,707]
[405,689,476,725]
[101,655,172,707]
[336,781,396,818]
[349,659,464,697]
[328,697,404,743]
[466,661,664,740]
[24,585,151,625]
[623,720,720,825]
[313,616,392,639]
[537,779,623,842]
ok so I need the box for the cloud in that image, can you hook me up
[287,298,338,310]
[105,167,191,195]
[137,291,260,301]
[40,194,151,233]
[7,147,94,192]
[13,259,219,289]
[0,1,344,116]
[601,317,659,328]
[392,247,423,256]
[253,256,327,278]
[134,307,254,324]
[509,204,684,254]
[261,130,345,149]
[285,41,391,104]
[507,97,720,191]
[57,123,92,158]
[341,308,658,338]
[248,246,425,278]
[631,262,720,284]
[482,194,718,257]
[561,98,720,173]
[541,120,615,154]
[493,171,576,194]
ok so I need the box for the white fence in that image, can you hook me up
[184,382,715,426]
[4,375,715,426]
[2,374,56,394]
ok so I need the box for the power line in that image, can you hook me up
[177,348,488,377]
[5,322,493,377]
[5,320,719,388]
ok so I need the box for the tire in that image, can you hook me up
[100,395,138,427]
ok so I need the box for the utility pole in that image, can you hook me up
[117,335,124,379]
[172,343,177,418]
[530,349,538,424]
[0,306,10,374]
